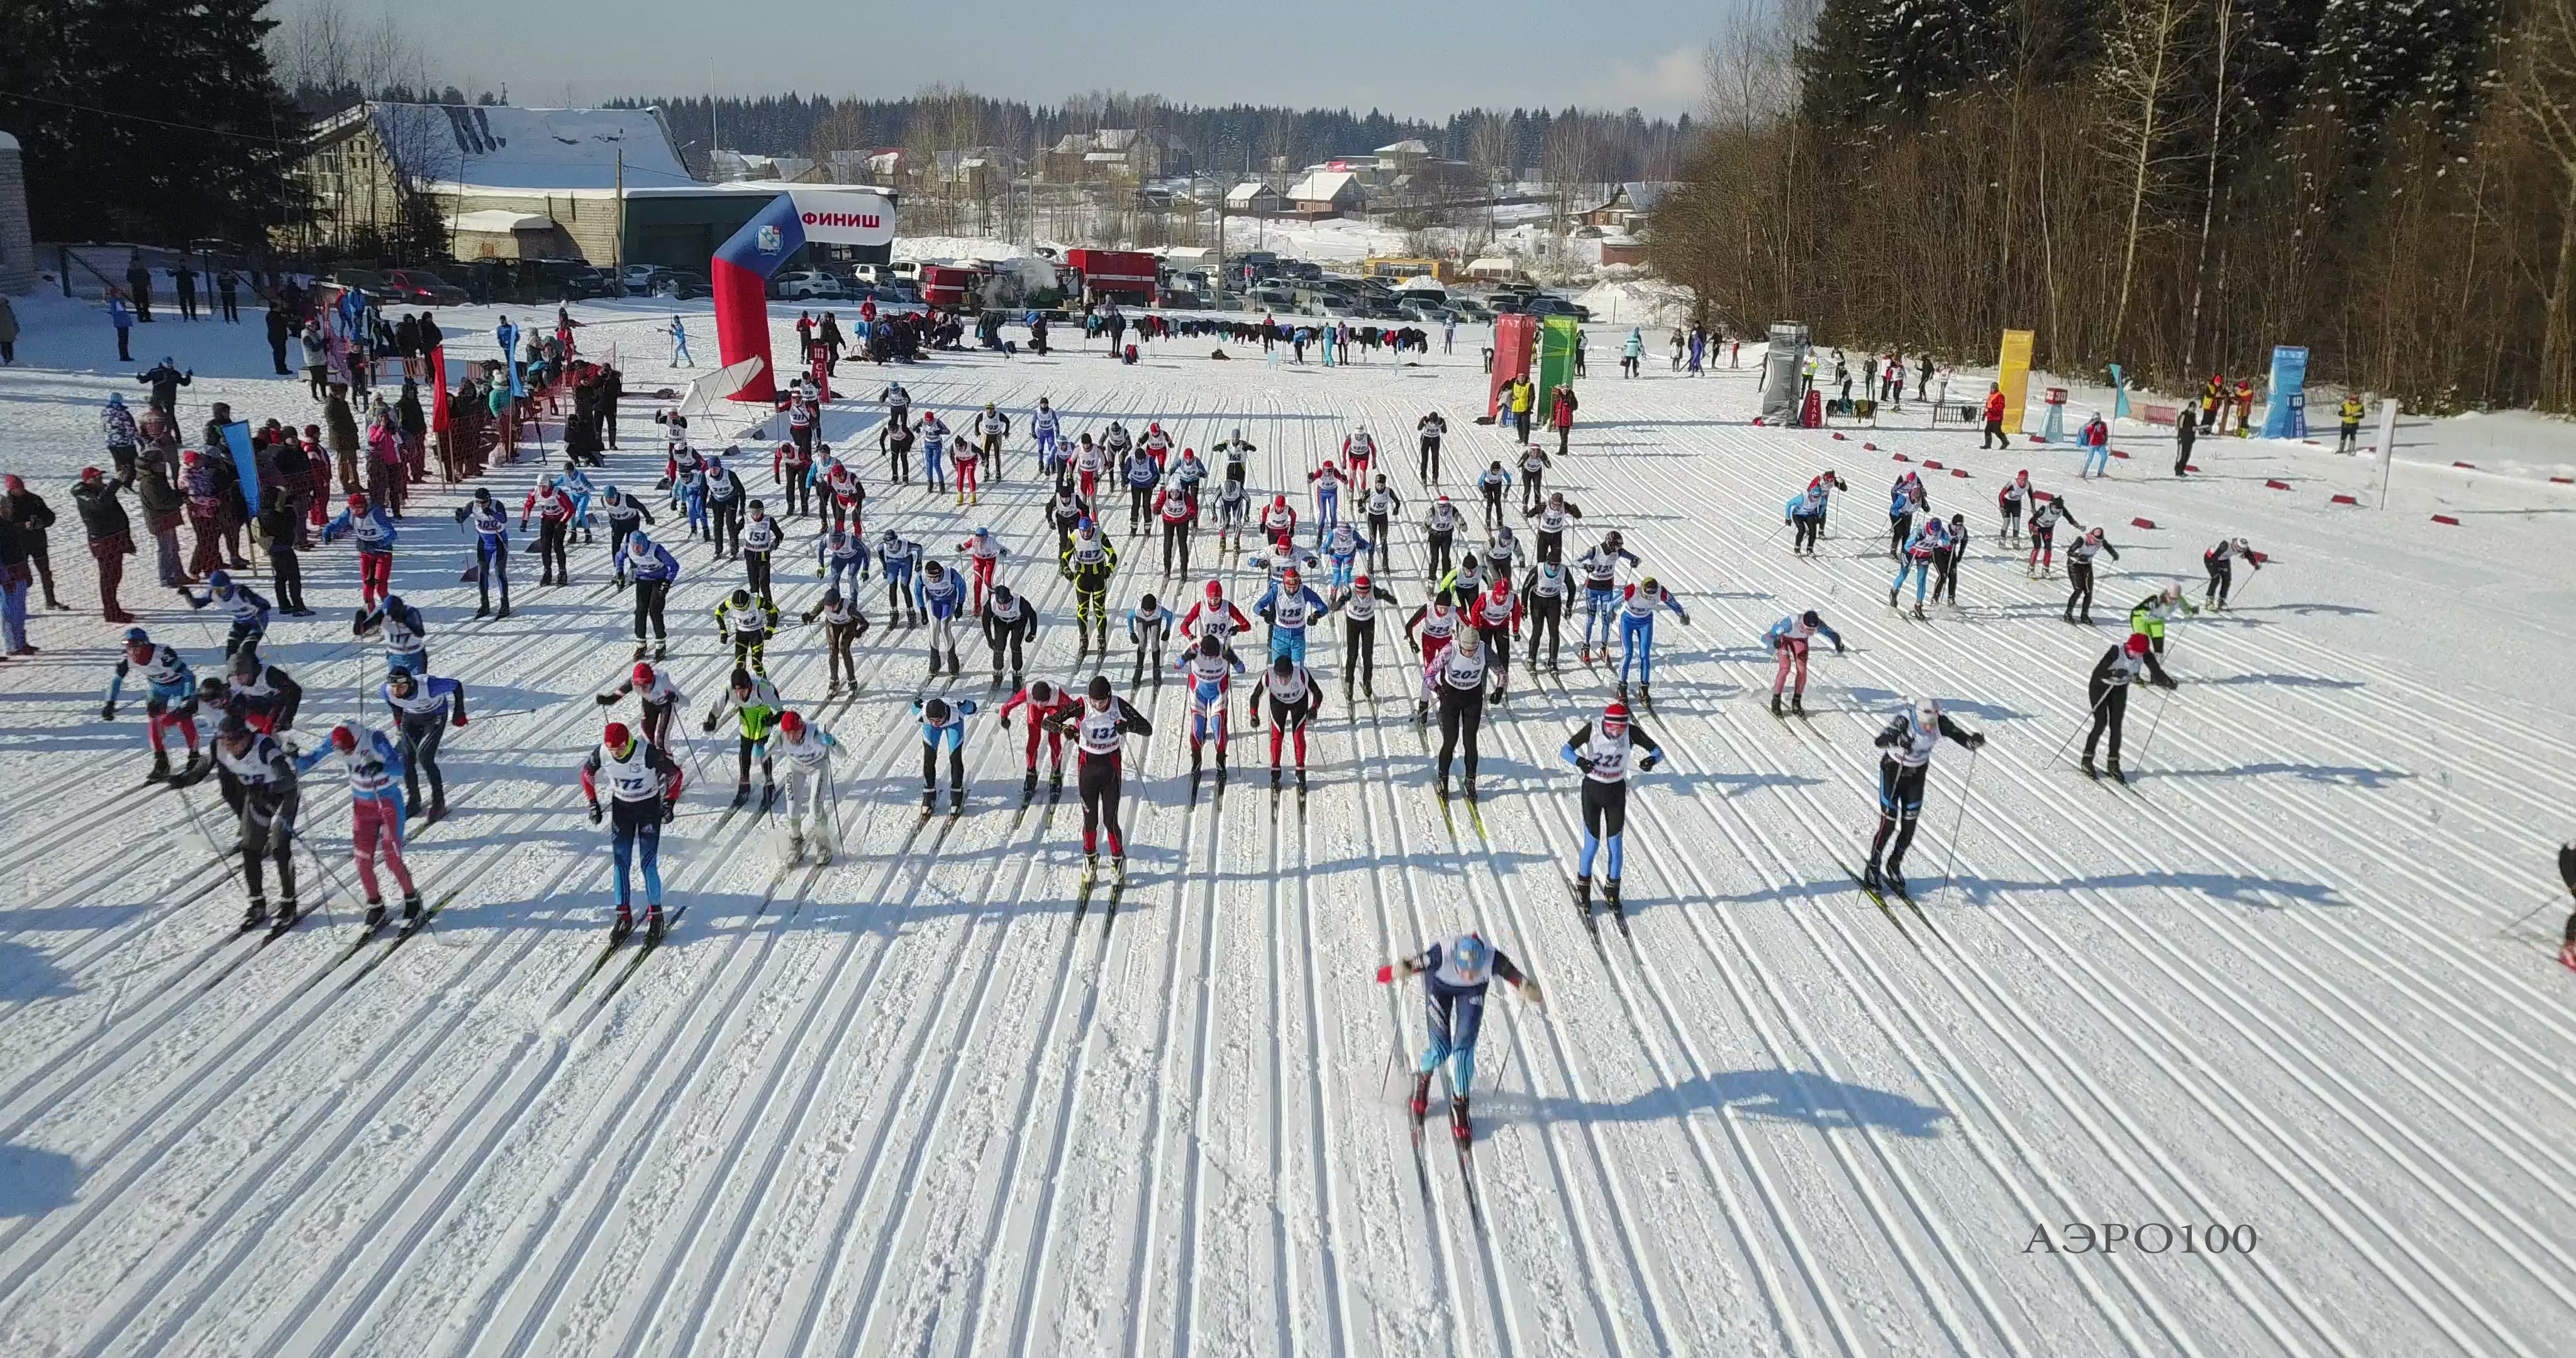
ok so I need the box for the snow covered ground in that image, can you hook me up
[1,289,2574,1356]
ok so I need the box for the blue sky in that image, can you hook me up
[348,0,1717,120]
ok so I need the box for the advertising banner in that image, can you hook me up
[2262,346,2309,439]
[1997,329,2036,434]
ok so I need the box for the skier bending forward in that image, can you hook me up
[1378,932,1543,1145]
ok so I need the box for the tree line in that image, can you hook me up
[1651,0,2576,412]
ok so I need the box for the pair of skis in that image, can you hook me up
[1407,1091,1485,1235]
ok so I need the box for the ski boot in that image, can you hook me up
[645,904,667,942]
[1604,878,1624,917]
[946,648,962,676]
[1435,773,1451,803]
[1414,699,1428,723]
[1270,767,1283,793]
[1636,683,1651,709]
[496,602,511,620]
[1296,768,1308,795]
[992,668,1004,688]
[273,897,300,929]
[633,643,649,661]
[731,781,751,810]
[1083,851,1100,883]
[1050,765,1065,795]
[921,786,938,812]
[364,901,388,930]
[1883,867,1908,898]
[1790,693,1806,717]
[1409,1069,1434,1122]
[402,889,423,923]
[1462,778,1479,805]
[1769,694,1784,718]
[1450,1095,1473,1145]
[1888,588,1900,608]
[1911,603,1928,621]
[927,651,943,678]
[2106,758,2127,785]
[476,602,492,619]
[2062,609,2076,624]
[175,751,204,783]
[1023,769,1040,800]
[146,749,174,783]
[242,896,269,932]
[1574,873,1592,912]
[426,795,448,824]
[760,781,779,813]
[1112,853,1128,883]
[950,787,965,816]
[2080,754,2100,780]
[1861,859,1885,893]
[653,641,667,660]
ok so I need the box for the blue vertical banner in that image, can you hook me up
[221,419,260,516]
[2262,345,2309,439]
[2109,363,2131,420]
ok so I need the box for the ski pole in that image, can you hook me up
[2046,686,2119,768]
[1935,745,1980,902]
[2494,895,2570,938]
[172,782,247,897]
[2131,686,2177,771]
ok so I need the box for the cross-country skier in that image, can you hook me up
[1563,698,1663,916]
[1524,491,1582,566]
[354,593,429,676]
[1475,460,1510,532]
[1466,576,1524,704]
[1255,565,1328,666]
[1865,697,1985,896]
[2128,583,2198,656]
[454,487,513,617]
[219,646,303,732]
[1307,458,1348,539]
[774,438,816,519]
[169,715,302,929]
[1997,471,2031,544]
[821,455,867,530]
[182,569,272,660]
[1247,653,1323,792]
[595,660,682,749]
[1175,634,1243,784]
[920,411,953,497]
[981,581,1040,689]
[601,485,653,560]
[2028,494,2080,577]
[1426,626,1492,802]
[878,528,923,626]
[1318,519,1372,599]
[1575,533,1638,664]
[1062,520,1118,653]
[739,500,782,599]
[1258,492,1298,546]
[1155,477,1198,575]
[1516,445,1551,516]
[2063,527,2119,624]
[1213,474,1251,545]
[1616,575,1689,704]
[296,724,420,928]
[2202,538,2261,610]
[1765,610,1845,716]
[1170,448,1208,524]
[522,473,577,584]
[917,558,969,676]
[103,626,201,782]
[1213,428,1257,488]
[715,585,779,676]
[1415,410,1449,482]
[1122,438,1163,531]
[975,402,1010,482]
[958,526,1009,612]
[1331,573,1398,697]
[770,710,838,864]
[2083,634,2175,781]
[1341,424,1377,481]
[1377,932,1541,1145]
[1184,578,1252,648]
[999,679,1077,798]
[702,666,782,809]
[581,719,684,942]
[382,666,465,820]
[1358,475,1401,573]
[1891,514,1953,619]
[1886,472,1927,561]
[616,530,681,660]
[704,454,750,556]
[323,490,399,609]
[801,588,872,694]
[1424,494,1462,580]
[1127,592,1172,687]
[1044,675,1152,880]
[1405,591,1463,721]
[1031,397,1062,475]
[913,696,978,814]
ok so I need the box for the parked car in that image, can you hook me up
[620,263,673,293]
[1524,294,1593,322]
[328,267,391,294]
[1447,299,1496,323]
[555,265,616,300]
[380,268,469,306]
[772,269,846,301]
[654,272,710,301]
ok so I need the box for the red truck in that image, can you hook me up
[1065,248,1157,304]
[918,263,983,311]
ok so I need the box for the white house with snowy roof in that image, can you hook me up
[289,102,695,262]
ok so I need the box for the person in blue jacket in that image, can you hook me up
[1376,932,1542,1144]
[1615,575,1689,704]
[914,557,967,677]
[453,486,512,617]
[912,695,978,814]
[614,529,682,659]
[322,491,399,610]
[182,568,272,660]
[1255,565,1329,665]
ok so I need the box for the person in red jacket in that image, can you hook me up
[1981,383,2009,449]
[1548,384,1579,457]
[997,677,1077,799]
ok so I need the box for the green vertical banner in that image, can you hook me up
[1537,316,1578,415]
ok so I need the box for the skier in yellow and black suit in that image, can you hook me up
[1060,515,1118,654]
[714,587,780,676]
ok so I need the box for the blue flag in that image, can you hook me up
[221,419,260,516]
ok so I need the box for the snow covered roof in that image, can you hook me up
[1619,182,1678,213]
[327,103,695,193]
[1226,181,1281,206]
[1375,138,1430,156]
[1284,170,1361,204]
[445,210,554,233]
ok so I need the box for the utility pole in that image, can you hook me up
[613,149,625,273]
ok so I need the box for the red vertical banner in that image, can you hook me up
[428,344,450,431]
[811,348,831,403]
[1487,313,1535,420]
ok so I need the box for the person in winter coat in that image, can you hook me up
[0,294,18,365]
[301,323,330,400]
[1508,376,1535,444]
[108,292,135,362]
[2172,404,2198,477]
[1620,327,1642,377]
[1981,383,2009,449]
[265,302,295,375]
[1548,384,1579,456]
[2079,412,2111,478]
[324,392,362,494]
[70,467,140,622]
[3,475,67,611]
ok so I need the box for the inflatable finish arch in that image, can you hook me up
[711,189,898,402]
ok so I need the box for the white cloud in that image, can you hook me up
[1575,45,1706,116]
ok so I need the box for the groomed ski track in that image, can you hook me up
[2,306,2573,1355]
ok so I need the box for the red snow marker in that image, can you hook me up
[1951,468,1970,478]
[1924,460,1944,470]
[2264,478,2291,489]
[2130,517,2157,529]
[2330,494,2359,505]
[2553,476,2573,485]
[1831,432,1847,441]
[1862,442,1877,451]
[2453,461,2476,469]
[2111,450,2131,459]
[1892,453,1911,462]
[2431,514,2461,525]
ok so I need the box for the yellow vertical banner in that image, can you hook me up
[1997,329,2035,434]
